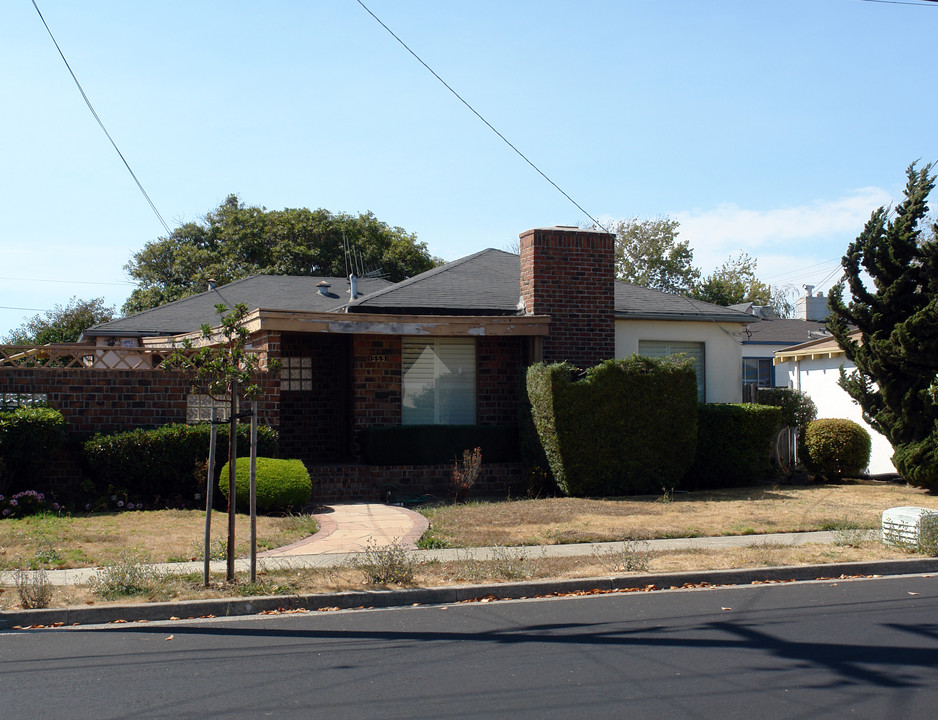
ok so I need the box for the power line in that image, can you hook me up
[761,258,841,282]
[0,306,47,313]
[354,0,607,232]
[31,0,173,237]
[859,0,938,6]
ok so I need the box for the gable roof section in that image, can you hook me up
[348,248,751,322]
[346,248,522,315]
[84,275,394,337]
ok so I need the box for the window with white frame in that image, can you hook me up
[638,340,706,402]
[402,338,476,425]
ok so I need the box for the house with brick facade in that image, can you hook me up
[1,226,751,501]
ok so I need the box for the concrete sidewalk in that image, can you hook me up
[0,500,866,587]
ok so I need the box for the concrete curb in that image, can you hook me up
[3,557,937,630]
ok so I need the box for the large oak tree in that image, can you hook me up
[123,195,439,314]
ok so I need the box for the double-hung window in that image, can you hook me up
[402,338,476,425]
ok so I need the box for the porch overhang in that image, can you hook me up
[144,309,550,348]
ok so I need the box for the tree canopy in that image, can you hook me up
[3,297,115,345]
[691,252,795,317]
[827,162,938,488]
[123,195,439,314]
[602,217,793,316]
[608,217,700,295]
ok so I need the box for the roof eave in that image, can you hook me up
[615,312,752,323]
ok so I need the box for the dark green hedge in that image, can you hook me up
[83,423,279,505]
[359,425,519,465]
[523,357,699,496]
[219,457,311,513]
[0,406,67,494]
[684,404,782,489]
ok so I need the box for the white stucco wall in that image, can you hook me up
[785,357,897,475]
[615,319,744,403]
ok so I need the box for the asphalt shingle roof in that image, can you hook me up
[84,275,394,337]
[349,248,752,322]
[88,249,754,337]
[347,249,523,314]
[743,319,830,345]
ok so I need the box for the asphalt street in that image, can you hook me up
[2,574,936,719]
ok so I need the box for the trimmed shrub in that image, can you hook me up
[803,418,871,481]
[523,356,698,496]
[685,404,782,489]
[756,388,817,430]
[0,406,66,494]
[360,425,519,465]
[83,423,278,506]
[218,457,311,513]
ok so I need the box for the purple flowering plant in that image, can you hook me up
[0,489,58,519]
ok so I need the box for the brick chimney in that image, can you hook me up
[520,225,615,368]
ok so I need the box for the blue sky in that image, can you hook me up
[2,0,937,336]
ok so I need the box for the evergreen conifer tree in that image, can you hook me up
[827,162,938,487]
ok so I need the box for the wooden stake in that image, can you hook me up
[250,401,258,583]
[203,407,217,587]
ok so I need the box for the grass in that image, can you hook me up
[0,509,319,571]
[0,537,924,612]
[419,480,938,548]
[2,479,937,612]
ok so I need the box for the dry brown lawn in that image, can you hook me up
[2,479,937,612]
[0,509,318,570]
[420,480,938,547]
[1,532,923,612]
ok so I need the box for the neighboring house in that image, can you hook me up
[2,226,751,500]
[741,316,829,391]
[774,331,898,475]
[733,288,832,395]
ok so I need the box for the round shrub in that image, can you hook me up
[218,457,311,513]
[803,418,871,481]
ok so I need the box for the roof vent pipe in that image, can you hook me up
[802,284,815,298]
[316,281,331,296]
[349,273,359,300]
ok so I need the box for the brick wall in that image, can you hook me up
[520,226,615,368]
[0,368,191,436]
[306,462,523,503]
[352,335,402,431]
[477,336,525,425]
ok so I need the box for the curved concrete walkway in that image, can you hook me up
[260,503,429,557]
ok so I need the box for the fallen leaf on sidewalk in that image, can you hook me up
[165,635,174,641]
